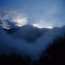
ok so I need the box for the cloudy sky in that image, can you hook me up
[0,0,65,28]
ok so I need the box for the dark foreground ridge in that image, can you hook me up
[34,34,65,65]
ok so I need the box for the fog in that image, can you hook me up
[0,24,65,60]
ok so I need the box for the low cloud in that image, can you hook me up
[0,25,65,60]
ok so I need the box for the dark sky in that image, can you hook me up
[0,0,65,28]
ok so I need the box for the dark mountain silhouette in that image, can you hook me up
[3,28,18,34]
[4,24,50,42]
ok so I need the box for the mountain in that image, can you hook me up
[3,22,65,43]
[10,25,50,42]
[3,28,18,34]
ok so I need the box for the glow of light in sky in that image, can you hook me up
[32,24,43,28]
[13,18,27,27]
[45,26,52,29]
[32,24,52,29]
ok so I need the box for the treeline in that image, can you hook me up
[34,34,65,65]
[0,34,65,65]
[0,53,31,65]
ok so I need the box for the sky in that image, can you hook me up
[0,0,65,28]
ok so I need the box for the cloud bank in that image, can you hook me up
[0,10,28,28]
